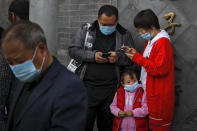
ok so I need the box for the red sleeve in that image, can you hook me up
[132,38,172,77]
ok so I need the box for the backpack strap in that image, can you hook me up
[83,23,92,49]
[67,23,91,73]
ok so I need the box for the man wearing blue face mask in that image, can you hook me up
[69,5,134,131]
[2,21,87,131]
[0,1,30,131]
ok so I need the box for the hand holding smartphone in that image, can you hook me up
[102,52,111,58]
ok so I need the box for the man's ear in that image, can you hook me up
[98,18,101,26]
[10,12,16,23]
[98,15,101,20]
[37,42,47,57]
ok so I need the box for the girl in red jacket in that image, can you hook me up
[110,70,148,131]
[123,9,175,131]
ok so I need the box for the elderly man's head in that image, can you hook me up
[2,21,53,82]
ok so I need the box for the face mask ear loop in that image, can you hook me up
[152,30,154,36]
[32,46,39,61]
[32,46,45,71]
[151,30,154,38]
[39,56,46,70]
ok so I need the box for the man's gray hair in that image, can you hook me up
[2,21,47,49]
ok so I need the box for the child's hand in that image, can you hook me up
[118,110,126,117]
[125,110,133,117]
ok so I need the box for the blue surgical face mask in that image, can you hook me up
[100,25,116,35]
[141,31,154,40]
[124,82,139,92]
[10,47,45,83]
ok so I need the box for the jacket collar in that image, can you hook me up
[89,20,127,35]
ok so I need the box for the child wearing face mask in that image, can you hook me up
[110,70,148,131]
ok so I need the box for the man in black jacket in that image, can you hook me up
[69,5,134,131]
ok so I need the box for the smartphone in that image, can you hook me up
[120,48,126,52]
[102,53,111,58]
[118,47,126,53]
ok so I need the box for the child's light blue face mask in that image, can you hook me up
[10,47,45,83]
[124,82,139,92]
